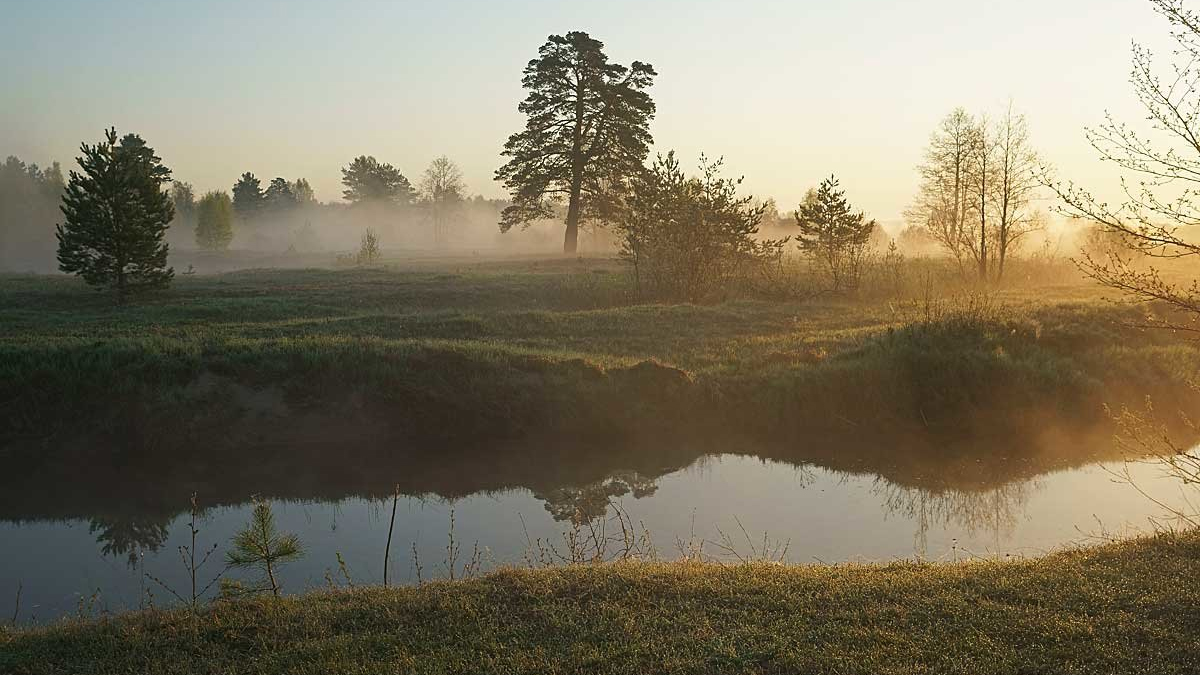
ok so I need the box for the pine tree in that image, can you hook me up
[232,172,265,221]
[56,128,174,302]
[226,499,303,598]
[496,32,656,253]
[341,156,415,205]
[795,176,876,293]
[195,191,234,251]
[264,177,297,210]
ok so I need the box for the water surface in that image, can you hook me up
[1,450,1192,623]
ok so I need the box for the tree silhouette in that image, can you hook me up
[264,177,297,210]
[341,156,415,205]
[420,155,466,247]
[291,178,316,204]
[232,172,264,221]
[496,31,656,254]
[56,128,174,301]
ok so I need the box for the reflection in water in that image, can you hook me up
[874,479,1037,558]
[2,431,1196,622]
[88,516,169,566]
[536,471,660,523]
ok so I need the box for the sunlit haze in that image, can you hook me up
[0,0,1164,221]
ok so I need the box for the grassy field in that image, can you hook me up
[2,257,1198,454]
[3,530,1198,674]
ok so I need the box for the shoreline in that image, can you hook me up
[4,530,1198,674]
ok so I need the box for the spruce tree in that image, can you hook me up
[195,191,234,250]
[56,128,174,301]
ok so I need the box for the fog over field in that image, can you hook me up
[4,1,1200,672]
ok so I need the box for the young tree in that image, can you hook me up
[341,156,415,205]
[195,191,234,251]
[419,155,466,247]
[56,128,174,301]
[232,172,264,221]
[616,152,781,301]
[496,31,657,254]
[357,227,381,264]
[795,175,876,293]
[226,499,303,598]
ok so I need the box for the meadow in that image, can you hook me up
[3,256,1197,455]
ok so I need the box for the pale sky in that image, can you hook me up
[0,0,1171,222]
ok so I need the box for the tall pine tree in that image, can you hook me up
[56,128,174,301]
[495,32,656,253]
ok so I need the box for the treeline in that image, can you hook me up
[0,149,507,273]
[11,30,1070,300]
[0,157,65,272]
[171,154,485,253]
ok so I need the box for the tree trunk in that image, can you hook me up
[116,268,127,305]
[997,231,1008,281]
[564,176,582,254]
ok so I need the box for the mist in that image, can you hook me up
[5,1,1200,670]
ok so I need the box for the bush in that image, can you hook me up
[615,152,787,302]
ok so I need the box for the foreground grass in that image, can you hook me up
[3,531,1198,674]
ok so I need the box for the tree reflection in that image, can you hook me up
[874,478,1038,557]
[535,471,659,524]
[88,516,170,566]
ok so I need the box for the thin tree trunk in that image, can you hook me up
[383,485,399,587]
[265,559,279,598]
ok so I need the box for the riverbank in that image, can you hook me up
[3,530,1197,674]
[3,263,1198,456]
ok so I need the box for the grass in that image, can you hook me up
[3,530,1198,674]
[2,259,1196,452]
[3,259,1199,455]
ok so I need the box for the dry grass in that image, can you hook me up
[3,530,1198,674]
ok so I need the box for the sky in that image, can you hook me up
[0,0,1173,223]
